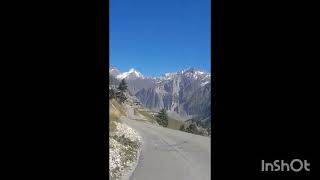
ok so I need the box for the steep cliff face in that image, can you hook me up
[127,78,156,95]
[134,68,211,122]
[110,66,212,125]
[183,83,211,124]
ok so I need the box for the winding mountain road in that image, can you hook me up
[121,106,211,180]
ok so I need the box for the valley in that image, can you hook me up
[110,66,212,131]
[109,66,212,179]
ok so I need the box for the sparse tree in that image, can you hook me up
[115,79,128,103]
[179,124,185,131]
[109,88,116,99]
[207,127,211,136]
[156,109,168,127]
[115,90,126,103]
[118,79,128,92]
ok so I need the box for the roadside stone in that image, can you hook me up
[109,121,142,179]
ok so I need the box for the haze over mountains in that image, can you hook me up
[109,66,212,127]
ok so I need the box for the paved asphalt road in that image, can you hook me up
[121,106,211,180]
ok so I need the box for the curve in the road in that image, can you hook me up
[121,114,211,180]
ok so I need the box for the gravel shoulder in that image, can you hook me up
[109,121,142,180]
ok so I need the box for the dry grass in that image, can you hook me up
[134,109,185,130]
[168,117,185,130]
[135,108,185,130]
[136,109,157,123]
[133,108,138,116]
[109,114,119,132]
[138,110,153,119]
[109,99,126,132]
[111,99,126,116]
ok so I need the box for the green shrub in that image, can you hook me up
[155,109,168,127]
[186,123,197,134]
[179,124,185,131]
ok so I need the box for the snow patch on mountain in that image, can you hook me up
[201,81,209,87]
[116,68,144,80]
[110,66,121,77]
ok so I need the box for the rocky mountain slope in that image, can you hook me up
[109,66,212,127]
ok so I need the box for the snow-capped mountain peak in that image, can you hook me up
[116,68,144,80]
[179,68,209,80]
[162,72,177,80]
[109,66,121,76]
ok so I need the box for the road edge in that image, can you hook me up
[120,128,143,180]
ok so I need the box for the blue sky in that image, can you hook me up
[110,0,211,77]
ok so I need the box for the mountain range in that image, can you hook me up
[109,66,212,127]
